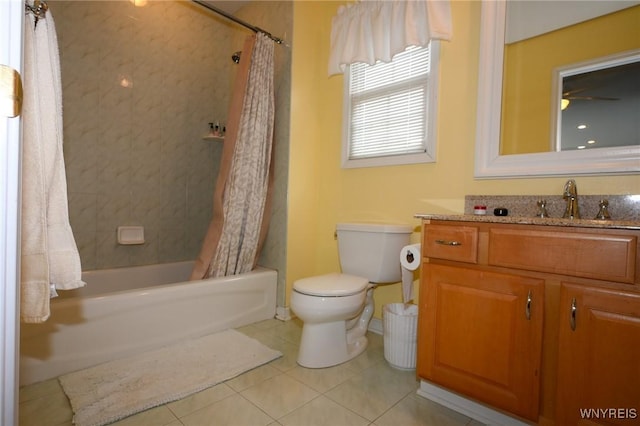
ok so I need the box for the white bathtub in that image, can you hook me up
[19,261,277,386]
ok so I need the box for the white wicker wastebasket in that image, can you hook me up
[383,303,418,370]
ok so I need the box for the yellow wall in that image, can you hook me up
[288,1,640,318]
[502,6,640,154]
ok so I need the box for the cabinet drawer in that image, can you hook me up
[488,228,637,283]
[423,224,478,264]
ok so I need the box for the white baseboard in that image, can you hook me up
[417,380,532,426]
[275,306,292,321]
[368,317,383,335]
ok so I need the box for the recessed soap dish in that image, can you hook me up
[117,226,144,245]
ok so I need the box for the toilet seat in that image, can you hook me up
[293,273,369,297]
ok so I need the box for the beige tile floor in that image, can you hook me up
[19,318,484,426]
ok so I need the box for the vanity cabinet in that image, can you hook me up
[419,264,544,421]
[556,283,640,425]
[418,219,640,425]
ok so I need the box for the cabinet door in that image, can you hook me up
[556,284,640,425]
[417,264,544,421]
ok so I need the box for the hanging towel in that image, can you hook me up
[21,6,85,323]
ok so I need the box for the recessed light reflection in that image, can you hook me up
[577,124,587,130]
[119,75,133,88]
[587,140,596,144]
[577,146,586,149]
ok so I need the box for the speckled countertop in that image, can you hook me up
[416,194,640,230]
[415,213,640,230]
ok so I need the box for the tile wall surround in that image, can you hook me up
[53,0,291,290]
[465,194,640,221]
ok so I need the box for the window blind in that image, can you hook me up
[348,46,431,160]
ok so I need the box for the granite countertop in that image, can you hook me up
[416,194,640,230]
[415,213,640,230]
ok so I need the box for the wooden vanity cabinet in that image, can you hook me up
[419,264,544,421]
[418,219,640,425]
[556,283,640,425]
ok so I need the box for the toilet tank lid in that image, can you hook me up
[336,222,412,234]
[293,273,369,296]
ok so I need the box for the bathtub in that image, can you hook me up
[19,261,277,386]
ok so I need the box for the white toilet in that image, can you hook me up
[291,222,412,368]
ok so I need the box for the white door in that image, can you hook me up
[0,1,24,425]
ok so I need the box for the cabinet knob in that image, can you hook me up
[570,297,577,331]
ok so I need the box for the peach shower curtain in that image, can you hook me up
[191,33,275,279]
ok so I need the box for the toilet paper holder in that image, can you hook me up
[400,244,421,304]
[405,251,414,263]
[400,244,422,271]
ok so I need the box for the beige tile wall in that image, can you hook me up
[53,0,291,291]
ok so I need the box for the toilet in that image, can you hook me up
[291,222,412,368]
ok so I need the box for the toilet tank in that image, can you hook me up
[336,223,412,283]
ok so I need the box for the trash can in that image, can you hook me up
[383,303,418,370]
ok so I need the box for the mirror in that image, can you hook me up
[556,53,640,152]
[475,1,640,178]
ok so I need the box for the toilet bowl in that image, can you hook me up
[290,223,412,368]
[292,273,372,368]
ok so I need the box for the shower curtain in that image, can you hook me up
[191,33,275,279]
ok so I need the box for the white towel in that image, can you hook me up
[21,7,85,324]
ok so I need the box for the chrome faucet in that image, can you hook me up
[562,179,580,219]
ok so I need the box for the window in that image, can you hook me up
[342,43,439,168]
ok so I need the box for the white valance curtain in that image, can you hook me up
[328,0,453,76]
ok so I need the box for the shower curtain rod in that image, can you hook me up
[191,0,286,45]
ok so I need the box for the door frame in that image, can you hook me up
[1,1,24,424]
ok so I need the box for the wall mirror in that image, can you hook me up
[475,1,640,178]
[555,53,639,152]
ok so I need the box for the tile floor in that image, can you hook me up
[19,318,484,426]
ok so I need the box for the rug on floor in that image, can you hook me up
[58,329,282,426]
